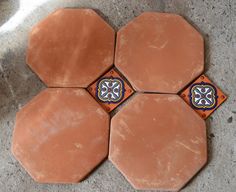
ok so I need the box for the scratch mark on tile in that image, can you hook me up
[176,141,200,154]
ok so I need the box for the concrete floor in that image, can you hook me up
[0,0,235,191]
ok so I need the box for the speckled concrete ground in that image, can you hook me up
[0,0,235,192]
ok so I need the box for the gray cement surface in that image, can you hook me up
[0,0,235,191]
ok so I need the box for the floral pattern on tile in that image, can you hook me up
[88,68,134,112]
[96,77,125,104]
[180,75,227,119]
[190,82,217,110]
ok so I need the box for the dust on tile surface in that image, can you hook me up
[12,88,109,183]
[109,94,207,191]
[27,8,115,87]
[115,12,204,93]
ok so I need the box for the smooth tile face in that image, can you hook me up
[180,75,227,119]
[27,9,115,87]
[88,68,134,112]
[109,94,207,191]
[12,88,109,183]
[115,12,204,93]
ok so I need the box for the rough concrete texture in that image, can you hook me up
[0,0,235,192]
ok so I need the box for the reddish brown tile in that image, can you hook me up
[109,94,207,191]
[12,88,109,183]
[27,9,115,87]
[115,12,204,93]
[87,68,134,112]
[180,74,227,119]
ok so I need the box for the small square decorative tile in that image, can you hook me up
[180,74,227,119]
[88,68,134,112]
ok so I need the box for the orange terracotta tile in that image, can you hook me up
[115,12,204,93]
[12,88,109,183]
[180,74,227,119]
[109,94,207,191]
[87,68,134,112]
[27,9,115,87]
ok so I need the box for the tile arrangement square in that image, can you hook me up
[11,8,227,191]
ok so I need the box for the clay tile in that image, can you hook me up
[180,74,227,119]
[115,12,204,93]
[109,94,207,191]
[27,9,115,87]
[87,68,134,112]
[12,88,109,183]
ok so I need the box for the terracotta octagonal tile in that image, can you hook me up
[88,68,134,112]
[109,94,207,191]
[12,88,109,183]
[180,74,227,119]
[27,8,115,87]
[115,12,204,93]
